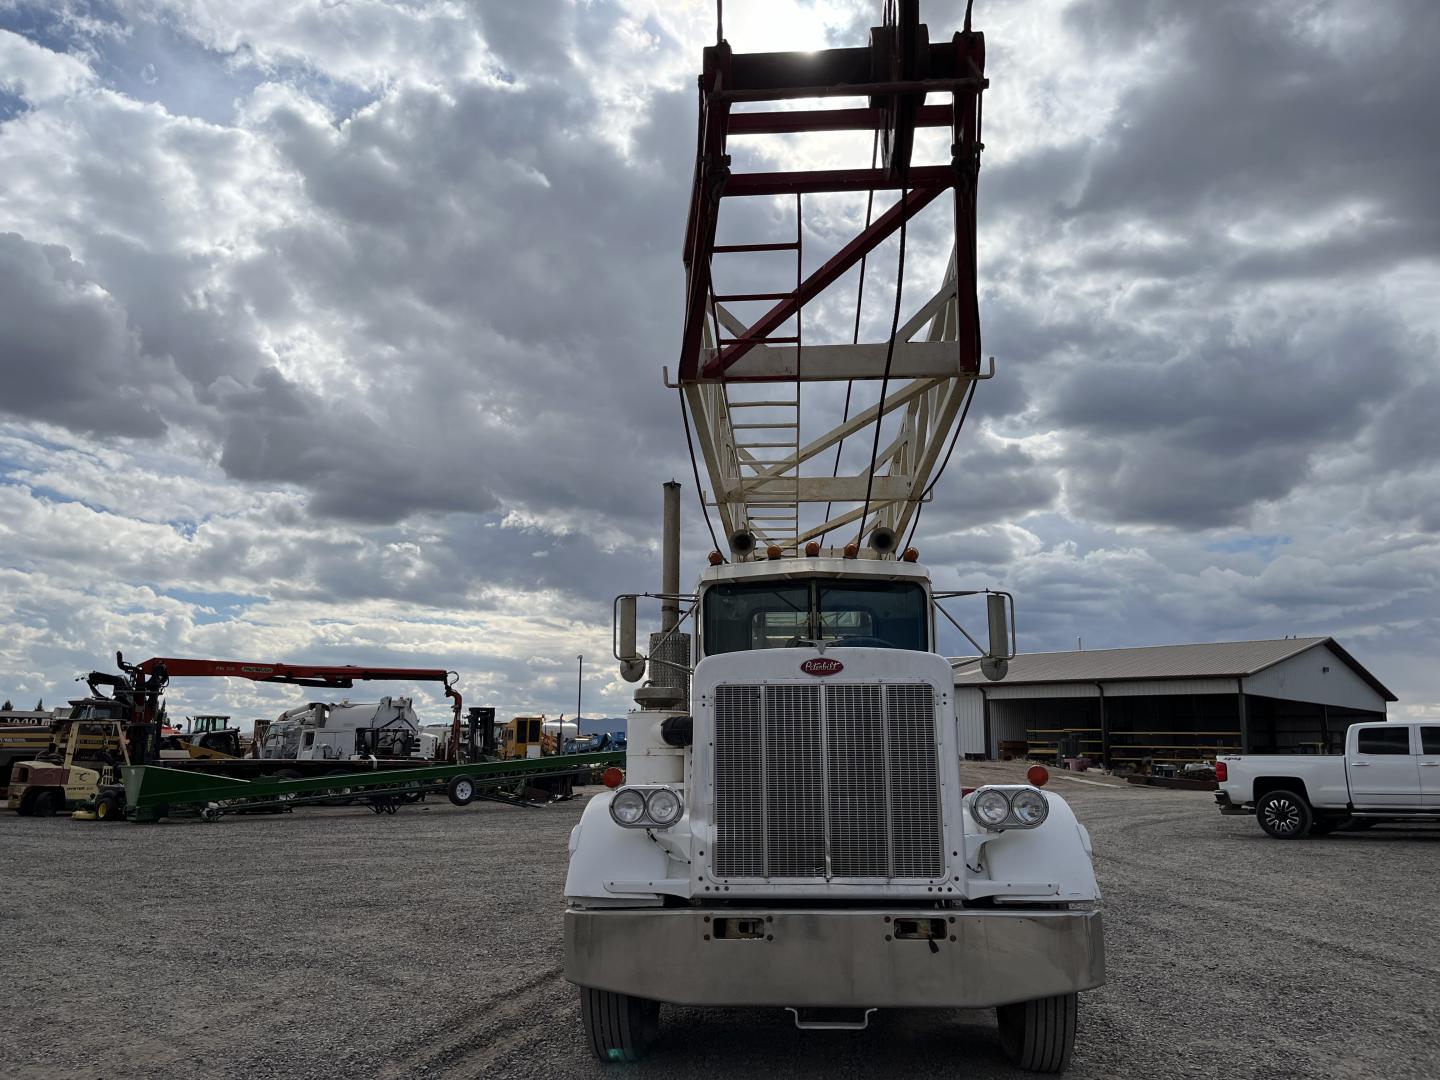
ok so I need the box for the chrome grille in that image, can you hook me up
[713,685,763,877]
[712,680,943,880]
[763,685,825,876]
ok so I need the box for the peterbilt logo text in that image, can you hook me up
[800,657,844,677]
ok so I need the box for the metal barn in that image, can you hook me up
[952,638,1396,766]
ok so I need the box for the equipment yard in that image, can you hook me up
[3,763,1434,1080]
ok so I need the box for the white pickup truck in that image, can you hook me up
[1216,720,1440,837]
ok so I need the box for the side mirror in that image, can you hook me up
[617,596,646,683]
[986,593,1012,659]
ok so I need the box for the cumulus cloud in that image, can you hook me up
[0,0,1437,721]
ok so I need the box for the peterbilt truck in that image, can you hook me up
[564,2,1104,1068]
[565,549,1104,1070]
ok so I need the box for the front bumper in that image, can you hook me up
[565,906,1104,1008]
[1214,792,1250,816]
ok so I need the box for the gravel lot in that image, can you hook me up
[2,762,1437,1080]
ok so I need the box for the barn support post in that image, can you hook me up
[1237,678,1250,753]
[1095,682,1108,766]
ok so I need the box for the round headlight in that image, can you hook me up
[1010,787,1049,827]
[611,788,647,825]
[971,788,1011,828]
[645,788,682,826]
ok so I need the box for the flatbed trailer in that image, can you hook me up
[119,750,625,822]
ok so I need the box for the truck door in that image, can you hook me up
[1347,725,1420,808]
[1420,726,1440,807]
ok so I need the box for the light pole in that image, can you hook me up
[576,654,584,746]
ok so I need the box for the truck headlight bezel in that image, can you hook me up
[608,785,684,829]
[968,784,1049,831]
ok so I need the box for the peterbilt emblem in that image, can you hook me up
[801,657,844,677]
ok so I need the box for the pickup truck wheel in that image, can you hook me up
[996,992,1076,1073]
[1256,789,1312,839]
[580,986,660,1062]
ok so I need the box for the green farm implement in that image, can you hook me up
[116,751,625,822]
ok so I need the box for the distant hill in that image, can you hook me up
[577,717,626,736]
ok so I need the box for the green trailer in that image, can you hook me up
[116,750,625,822]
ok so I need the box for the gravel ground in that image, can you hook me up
[2,763,1437,1080]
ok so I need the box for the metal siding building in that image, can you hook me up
[952,638,1396,765]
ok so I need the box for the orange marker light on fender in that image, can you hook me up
[804,541,821,557]
[602,767,625,789]
[708,550,724,566]
[901,547,920,562]
[1027,765,1050,788]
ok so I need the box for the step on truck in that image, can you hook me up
[563,4,1104,1069]
[1216,720,1440,837]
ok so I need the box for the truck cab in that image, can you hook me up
[564,555,1105,1072]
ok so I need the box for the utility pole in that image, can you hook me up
[576,654,584,745]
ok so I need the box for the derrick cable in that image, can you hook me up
[901,378,977,552]
[818,128,880,545]
[855,182,909,546]
[680,388,726,560]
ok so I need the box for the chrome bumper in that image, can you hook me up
[565,906,1104,1008]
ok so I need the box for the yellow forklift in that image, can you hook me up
[6,721,131,818]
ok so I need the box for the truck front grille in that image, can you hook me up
[712,681,943,880]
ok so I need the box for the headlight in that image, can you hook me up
[971,788,1011,828]
[611,788,647,825]
[608,786,684,829]
[1010,788,1049,826]
[645,787,682,826]
[969,785,1049,830]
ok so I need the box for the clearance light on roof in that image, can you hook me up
[902,547,920,562]
[843,543,859,559]
[804,541,821,557]
[766,545,783,560]
[708,550,724,566]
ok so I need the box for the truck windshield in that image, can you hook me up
[703,579,927,655]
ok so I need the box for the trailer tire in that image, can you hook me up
[580,986,659,1063]
[446,775,476,806]
[95,791,124,822]
[996,992,1076,1073]
[1256,789,1312,839]
[30,789,59,817]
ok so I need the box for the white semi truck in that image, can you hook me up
[563,4,1104,1069]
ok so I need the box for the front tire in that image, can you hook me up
[95,791,124,822]
[30,790,59,817]
[997,992,1077,1073]
[1256,789,1312,839]
[580,986,660,1062]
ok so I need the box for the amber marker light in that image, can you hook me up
[804,541,821,557]
[843,543,859,559]
[766,545,783,559]
[708,550,724,565]
[901,547,920,562]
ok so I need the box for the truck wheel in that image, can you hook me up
[580,986,660,1062]
[996,992,1076,1073]
[446,775,476,806]
[1256,789,1312,839]
[30,790,59,817]
[95,792,124,822]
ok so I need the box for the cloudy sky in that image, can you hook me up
[1,0,1436,728]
